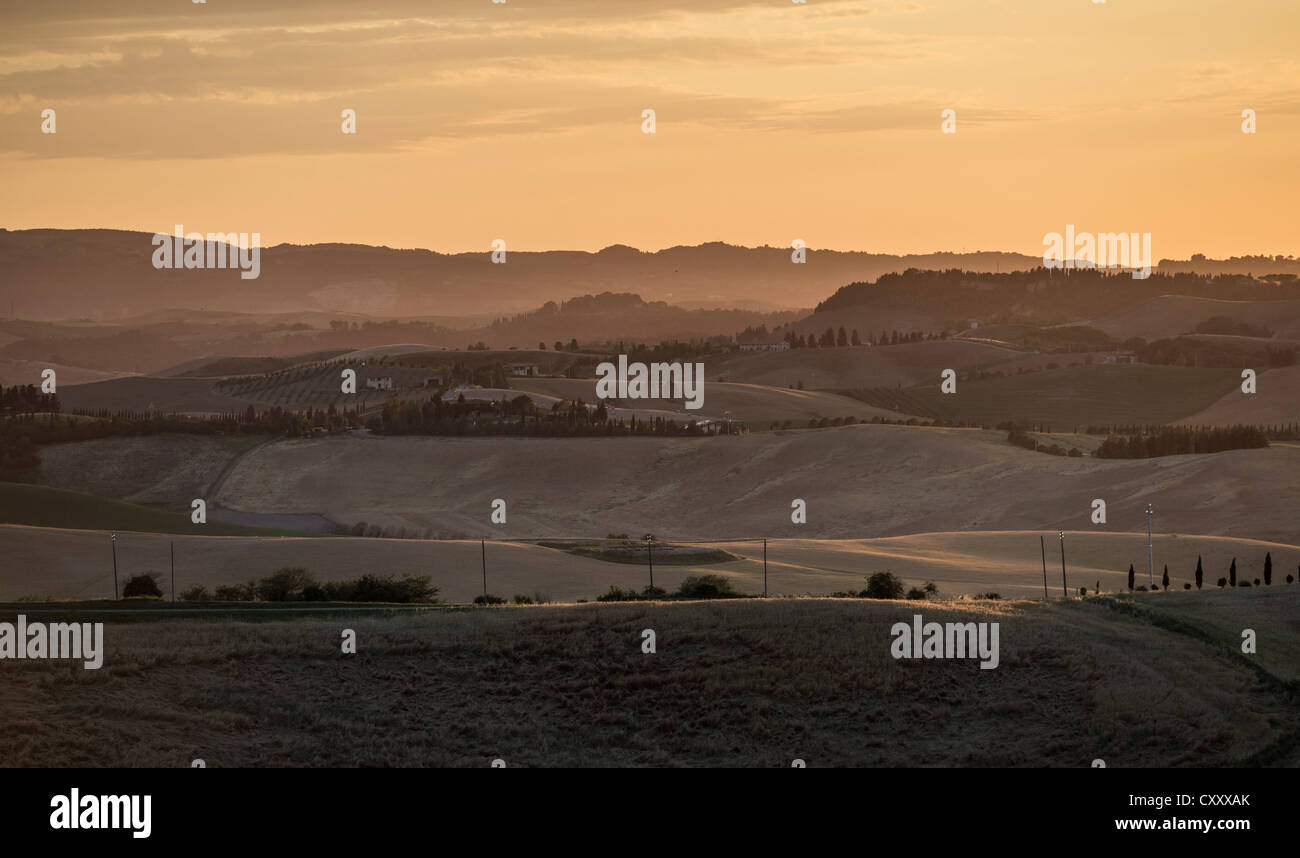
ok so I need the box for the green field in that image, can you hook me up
[0,481,320,537]
[845,365,1243,428]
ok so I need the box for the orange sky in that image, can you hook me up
[1,0,1297,257]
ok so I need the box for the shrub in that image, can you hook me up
[1183,583,1191,590]
[975,592,1002,600]
[352,573,439,603]
[473,593,507,605]
[1079,586,1087,596]
[863,571,905,600]
[1239,581,1252,588]
[213,584,248,601]
[1288,575,1295,584]
[122,574,163,599]
[1217,577,1227,588]
[513,594,534,605]
[597,586,641,602]
[906,587,927,600]
[676,575,743,599]
[257,567,314,602]
[1253,578,1260,586]
[641,585,668,600]
[179,584,210,602]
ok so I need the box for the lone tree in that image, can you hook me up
[1161,565,1169,591]
[1264,552,1273,586]
[1195,555,1203,590]
[1229,557,1237,587]
[122,574,163,599]
[863,571,905,600]
[1127,563,1135,591]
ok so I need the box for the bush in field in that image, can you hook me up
[863,571,905,600]
[641,585,668,600]
[676,575,742,599]
[1183,583,1191,590]
[122,574,163,599]
[213,584,249,601]
[473,593,507,605]
[974,592,1002,600]
[352,573,438,603]
[179,584,210,601]
[597,586,641,602]
[906,587,927,600]
[513,594,535,605]
[1217,577,1227,588]
[256,567,315,602]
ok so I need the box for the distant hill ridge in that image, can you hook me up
[0,228,1042,320]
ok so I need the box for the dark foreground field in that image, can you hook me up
[1,590,1296,767]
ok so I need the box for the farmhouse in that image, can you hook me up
[365,377,394,390]
[738,335,790,352]
[505,363,541,377]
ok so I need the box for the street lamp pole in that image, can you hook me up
[1058,531,1067,597]
[1146,504,1154,588]
[644,534,655,592]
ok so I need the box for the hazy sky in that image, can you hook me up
[1,0,1296,256]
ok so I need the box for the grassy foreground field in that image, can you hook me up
[0,591,1295,767]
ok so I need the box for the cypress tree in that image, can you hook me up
[1229,557,1237,587]
[1161,565,1169,590]
[1264,551,1272,585]
[1195,555,1203,590]
[1127,563,1135,591]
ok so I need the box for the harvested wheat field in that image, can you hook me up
[203,424,1300,544]
[0,592,1295,767]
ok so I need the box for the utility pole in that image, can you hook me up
[170,541,175,602]
[111,533,118,600]
[644,534,655,592]
[763,538,768,598]
[1058,531,1067,597]
[481,539,487,603]
[1040,534,1048,600]
[1146,504,1154,589]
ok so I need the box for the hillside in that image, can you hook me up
[864,364,1245,427]
[1175,365,1300,427]
[1088,295,1300,341]
[179,424,1300,543]
[0,593,1294,766]
[511,377,907,425]
[707,339,1021,389]
[0,229,1041,320]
